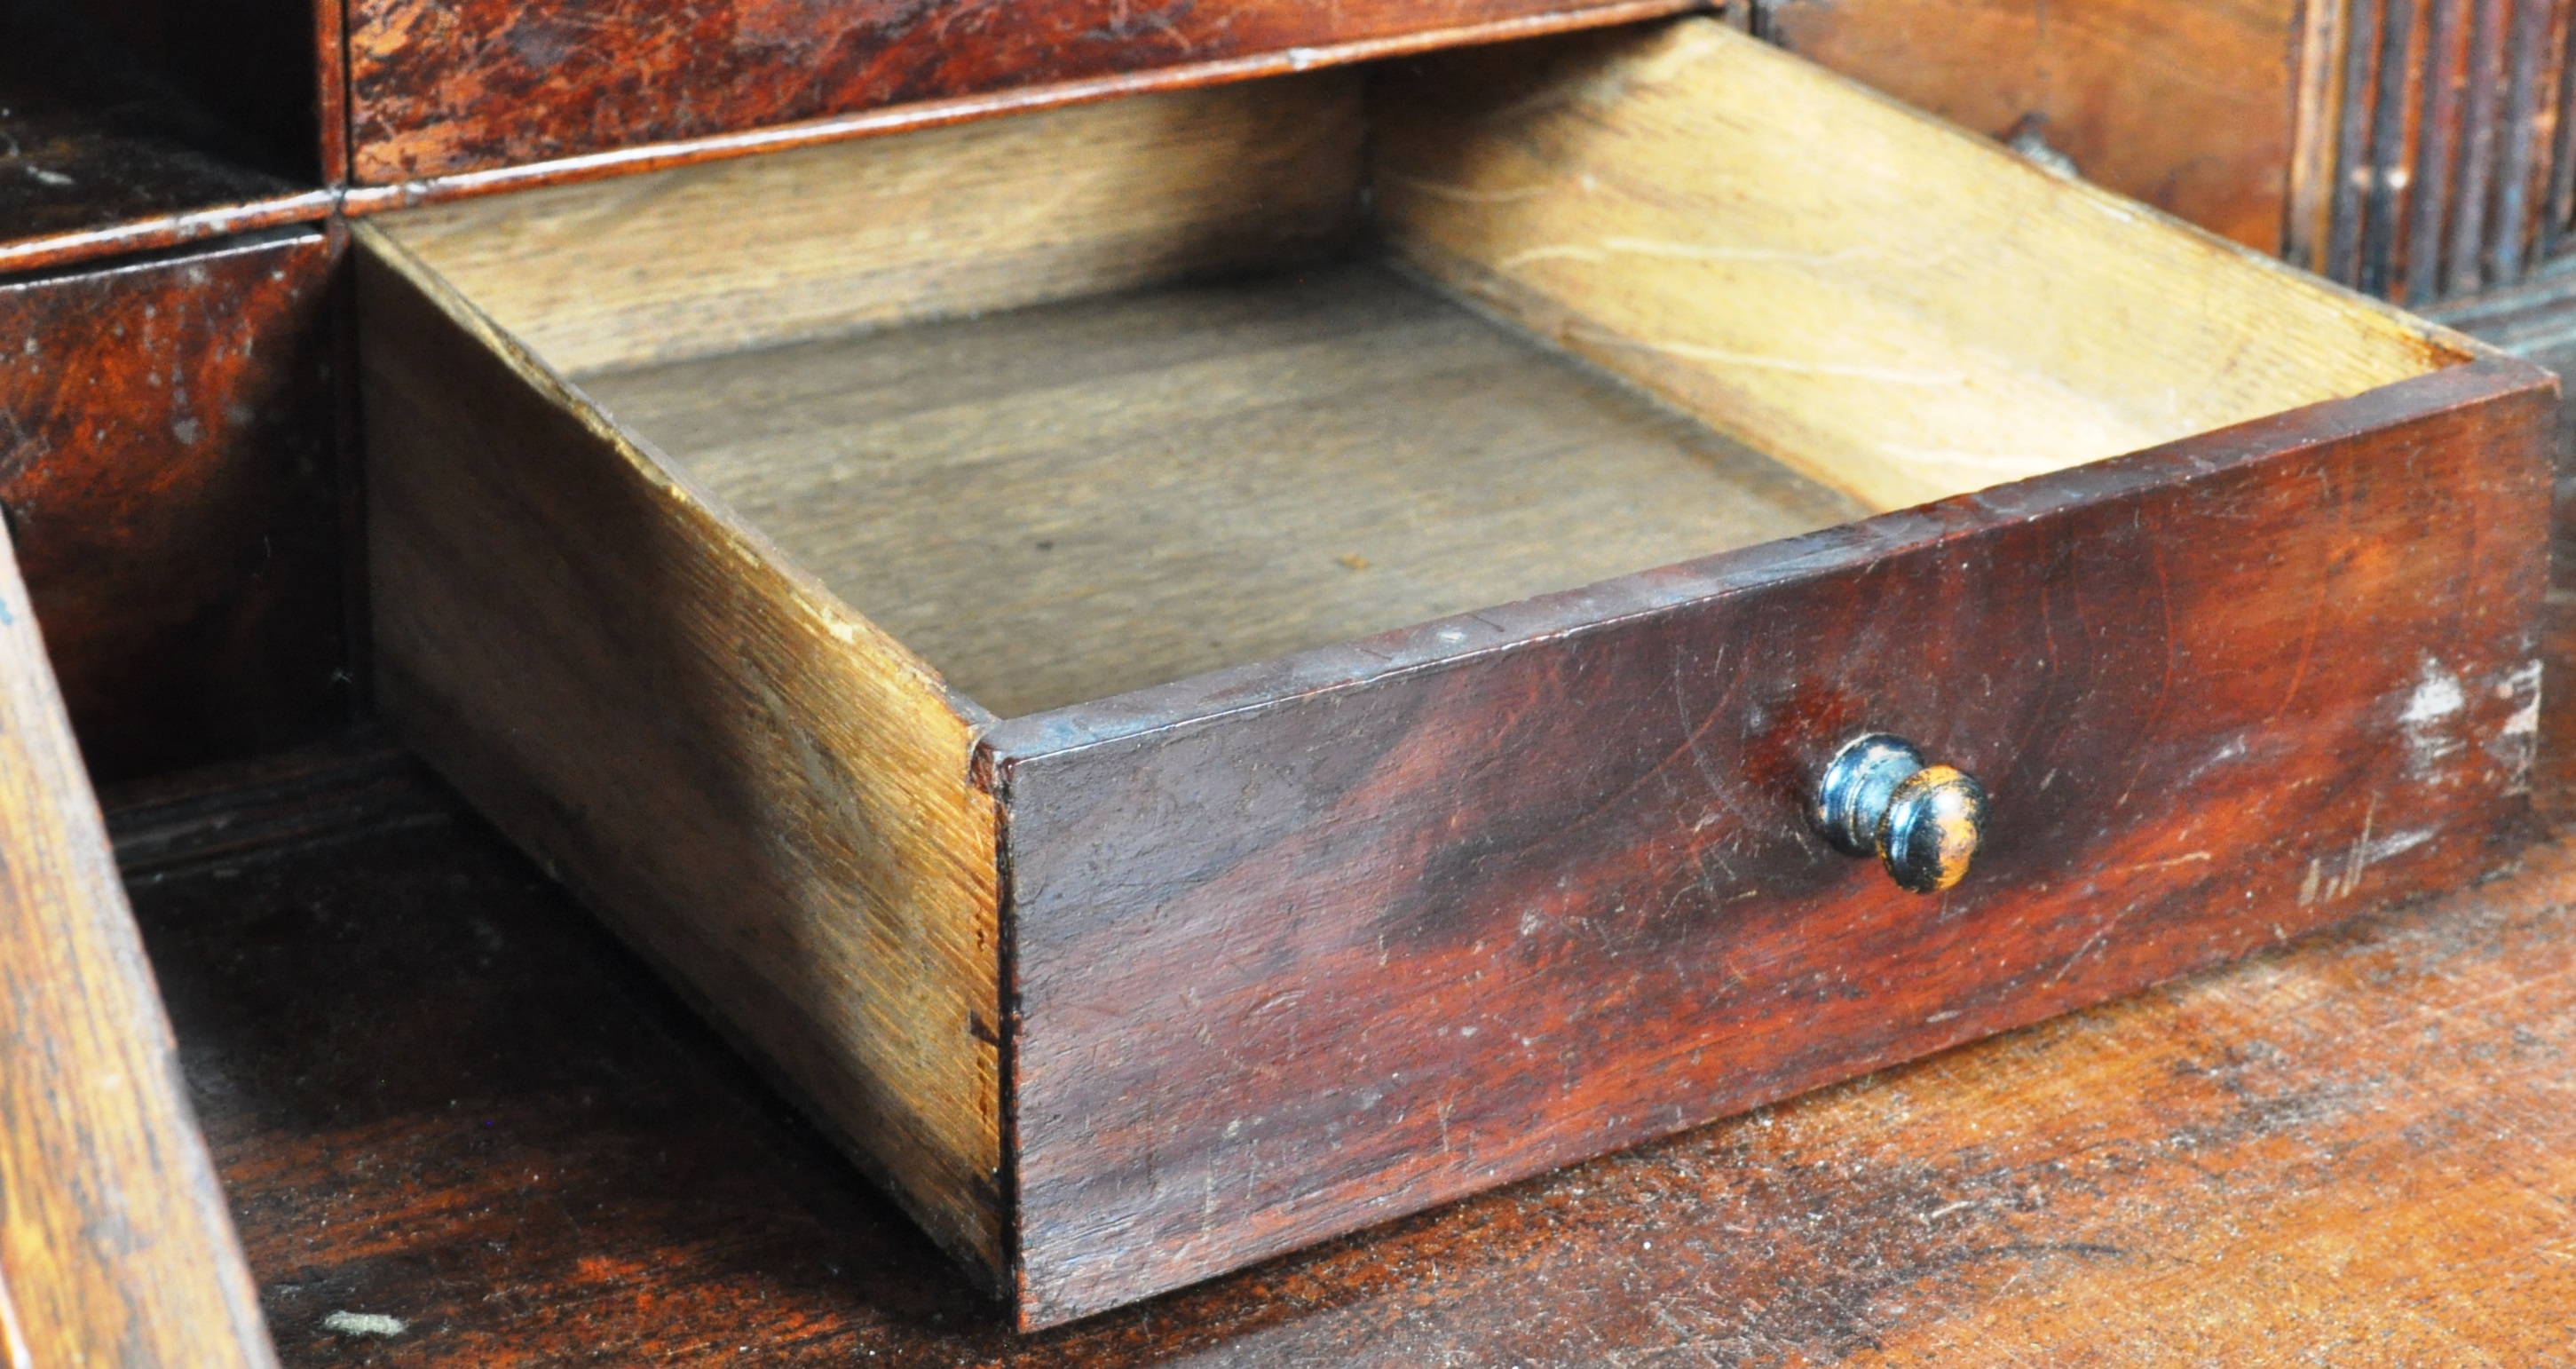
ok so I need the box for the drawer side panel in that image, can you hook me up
[0,512,277,1367]
[996,359,2554,1325]
[355,231,1008,1276]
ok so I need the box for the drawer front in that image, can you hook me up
[989,359,2551,1323]
[345,0,1689,184]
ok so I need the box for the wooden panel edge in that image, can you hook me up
[337,1,1700,207]
[370,75,1371,376]
[353,224,1010,1278]
[985,354,2553,767]
[0,191,338,281]
[2286,0,2352,270]
[0,521,277,1364]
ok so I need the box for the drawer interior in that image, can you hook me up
[575,263,1862,716]
[367,18,2470,722]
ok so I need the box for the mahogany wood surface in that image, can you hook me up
[0,230,349,781]
[1766,0,2302,253]
[119,608,2576,1365]
[986,354,2554,1324]
[339,0,1693,186]
[0,519,276,1366]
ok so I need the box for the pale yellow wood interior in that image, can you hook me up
[375,74,1370,376]
[375,15,2475,715]
[1371,20,2469,508]
[357,226,1009,1268]
[581,263,1864,716]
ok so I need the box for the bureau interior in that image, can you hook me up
[371,19,2468,720]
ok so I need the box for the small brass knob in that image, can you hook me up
[1813,733,1988,893]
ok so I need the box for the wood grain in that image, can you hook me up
[356,226,1008,1278]
[361,26,2553,1325]
[100,726,447,876]
[373,75,1368,376]
[986,355,2554,1324]
[1766,0,2304,253]
[583,263,1863,717]
[0,515,275,1364]
[2283,0,2576,303]
[342,0,1693,186]
[0,230,348,782]
[1373,20,2468,510]
[122,699,2576,1364]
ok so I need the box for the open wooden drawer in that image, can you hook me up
[352,19,2553,1329]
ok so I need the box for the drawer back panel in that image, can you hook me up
[373,75,1370,376]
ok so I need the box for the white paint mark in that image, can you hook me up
[321,1311,407,1338]
[2310,796,2429,903]
[2489,659,2545,796]
[2401,665,2466,724]
[2008,127,2079,178]
[2339,795,2378,900]
[2399,658,2469,780]
[2361,828,2436,864]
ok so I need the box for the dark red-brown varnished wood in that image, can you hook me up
[984,356,2555,1323]
[0,230,347,781]
[342,0,1695,186]
[121,713,2576,1363]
